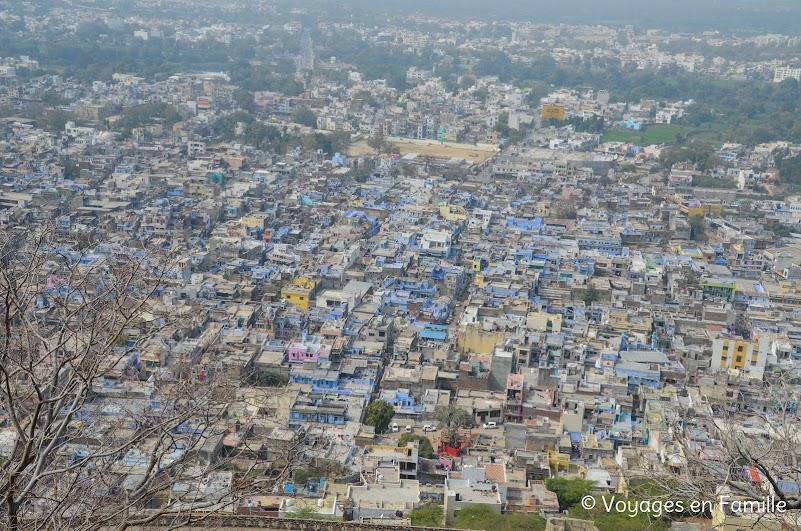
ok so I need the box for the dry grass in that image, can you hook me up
[348,138,497,163]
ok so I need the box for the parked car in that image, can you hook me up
[423,424,436,432]
[405,425,413,433]
[483,421,498,429]
[391,422,399,433]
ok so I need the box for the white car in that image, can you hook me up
[391,423,399,433]
[423,425,436,432]
[483,421,498,429]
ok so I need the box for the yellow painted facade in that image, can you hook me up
[241,212,270,230]
[439,204,468,222]
[281,276,317,311]
[526,311,562,333]
[715,338,758,370]
[681,203,724,217]
[542,105,566,120]
[547,450,570,472]
[455,326,505,355]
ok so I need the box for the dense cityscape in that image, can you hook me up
[2,1,801,530]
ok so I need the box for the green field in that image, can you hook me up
[601,126,688,145]
[686,122,729,147]
[601,122,735,148]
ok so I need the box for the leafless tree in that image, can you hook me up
[634,367,801,528]
[0,226,303,530]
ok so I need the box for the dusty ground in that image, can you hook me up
[349,138,497,163]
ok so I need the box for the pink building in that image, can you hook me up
[287,343,332,364]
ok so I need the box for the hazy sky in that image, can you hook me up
[323,0,801,33]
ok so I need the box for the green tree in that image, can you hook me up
[112,333,130,347]
[367,133,386,154]
[398,434,434,458]
[688,215,706,241]
[40,90,70,106]
[434,404,476,447]
[292,468,310,486]
[41,109,71,133]
[766,222,795,238]
[329,131,352,155]
[111,102,181,135]
[365,399,394,434]
[494,111,510,137]
[63,160,80,180]
[409,505,444,526]
[473,87,489,102]
[286,506,338,521]
[352,158,375,183]
[454,505,501,530]
[291,106,318,128]
[454,504,545,531]
[582,284,600,306]
[545,477,596,511]
[554,204,578,219]
[569,494,671,531]
[253,371,289,387]
[233,89,256,113]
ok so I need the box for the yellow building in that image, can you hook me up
[680,202,724,217]
[711,335,769,373]
[455,325,505,355]
[281,277,318,311]
[671,244,704,258]
[472,259,483,275]
[547,450,570,472]
[439,203,467,222]
[184,179,216,199]
[542,105,565,120]
[241,212,271,231]
[526,311,562,333]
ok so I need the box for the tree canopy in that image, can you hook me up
[291,107,318,128]
[398,434,434,458]
[545,477,596,511]
[409,505,444,527]
[434,404,476,446]
[582,284,600,306]
[365,400,395,434]
[687,215,706,241]
[453,504,545,531]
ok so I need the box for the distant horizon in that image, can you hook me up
[295,0,801,33]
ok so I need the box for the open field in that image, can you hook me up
[348,137,498,163]
[601,125,688,145]
[602,122,733,148]
[686,122,729,147]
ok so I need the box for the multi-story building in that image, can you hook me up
[711,334,770,374]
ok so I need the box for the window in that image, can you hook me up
[736,356,742,363]
[737,345,744,352]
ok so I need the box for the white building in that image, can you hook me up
[774,66,801,83]
[419,229,452,258]
[711,335,770,375]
